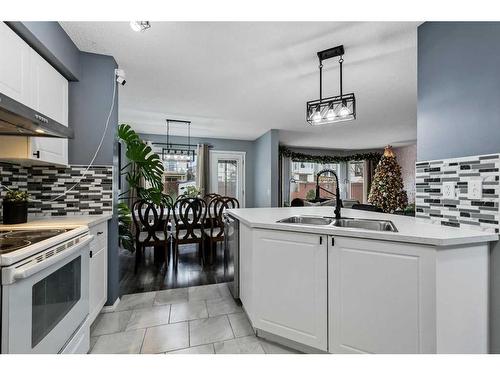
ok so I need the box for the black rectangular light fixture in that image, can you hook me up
[161,147,195,161]
[156,119,196,161]
[306,45,356,126]
[306,93,356,125]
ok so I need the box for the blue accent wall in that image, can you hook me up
[68,52,120,305]
[68,53,118,165]
[417,22,500,161]
[254,129,280,207]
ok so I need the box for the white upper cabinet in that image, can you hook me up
[31,49,69,126]
[0,22,31,105]
[0,22,69,166]
[30,137,68,165]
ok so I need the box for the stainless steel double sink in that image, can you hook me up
[277,215,398,232]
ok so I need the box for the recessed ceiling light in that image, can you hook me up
[130,21,151,32]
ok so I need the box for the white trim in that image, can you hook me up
[100,297,120,313]
[209,150,246,207]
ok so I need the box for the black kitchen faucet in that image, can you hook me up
[314,168,342,220]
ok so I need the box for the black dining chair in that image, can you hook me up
[203,193,221,203]
[204,193,222,229]
[203,196,239,265]
[172,197,207,269]
[131,200,171,274]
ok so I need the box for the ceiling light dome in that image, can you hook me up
[312,108,322,123]
[130,21,151,32]
[339,105,350,118]
[326,107,336,121]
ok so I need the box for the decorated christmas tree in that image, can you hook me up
[368,145,408,213]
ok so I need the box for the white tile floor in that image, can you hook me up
[89,283,300,354]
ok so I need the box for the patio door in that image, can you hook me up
[210,151,245,207]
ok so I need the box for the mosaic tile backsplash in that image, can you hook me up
[415,154,500,233]
[0,163,113,219]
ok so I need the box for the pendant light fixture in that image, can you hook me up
[306,45,356,126]
[157,119,195,162]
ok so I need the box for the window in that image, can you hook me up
[210,151,245,206]
[162,155,197,198]
[289,161,339,203]
[217,159,237,197]
[347,161,365,203]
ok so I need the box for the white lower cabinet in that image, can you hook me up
[88,222,108,324]
[253,229,328,351]
[328,236,436,353]
[327,236,489,354]
[244,229,488,354]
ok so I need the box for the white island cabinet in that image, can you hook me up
[229,207,496,354]
[252,229,327,351]
[328,236,489,354]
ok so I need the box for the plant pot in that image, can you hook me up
[2,201,28,224]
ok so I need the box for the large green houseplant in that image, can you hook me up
[117,124,166,252]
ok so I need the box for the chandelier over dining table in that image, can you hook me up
[306,44,356,126]
[161,119,196,161]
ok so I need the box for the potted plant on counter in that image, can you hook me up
[2,190,30,224]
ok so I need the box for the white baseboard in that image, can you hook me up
[101,297,120,313]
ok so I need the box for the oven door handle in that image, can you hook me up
[12,235,94,282]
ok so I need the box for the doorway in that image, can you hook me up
[209,150,245,207]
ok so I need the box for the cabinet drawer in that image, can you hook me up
[90,222,107,250]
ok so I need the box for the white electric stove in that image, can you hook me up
[0,225,93,354]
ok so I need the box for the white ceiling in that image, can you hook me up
[61,21,418,149]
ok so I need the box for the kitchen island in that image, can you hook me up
[227,207,498,354]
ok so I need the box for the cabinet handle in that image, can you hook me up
[319,236,323,245]
[89,250,93,258]
[97,231,104,235]
[33,151,40,159]
[331,237,335,246]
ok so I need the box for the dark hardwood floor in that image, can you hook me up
[119,242,231,296]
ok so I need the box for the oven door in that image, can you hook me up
[1,235,92,354]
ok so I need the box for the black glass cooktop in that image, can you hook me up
[0,229,69,254]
